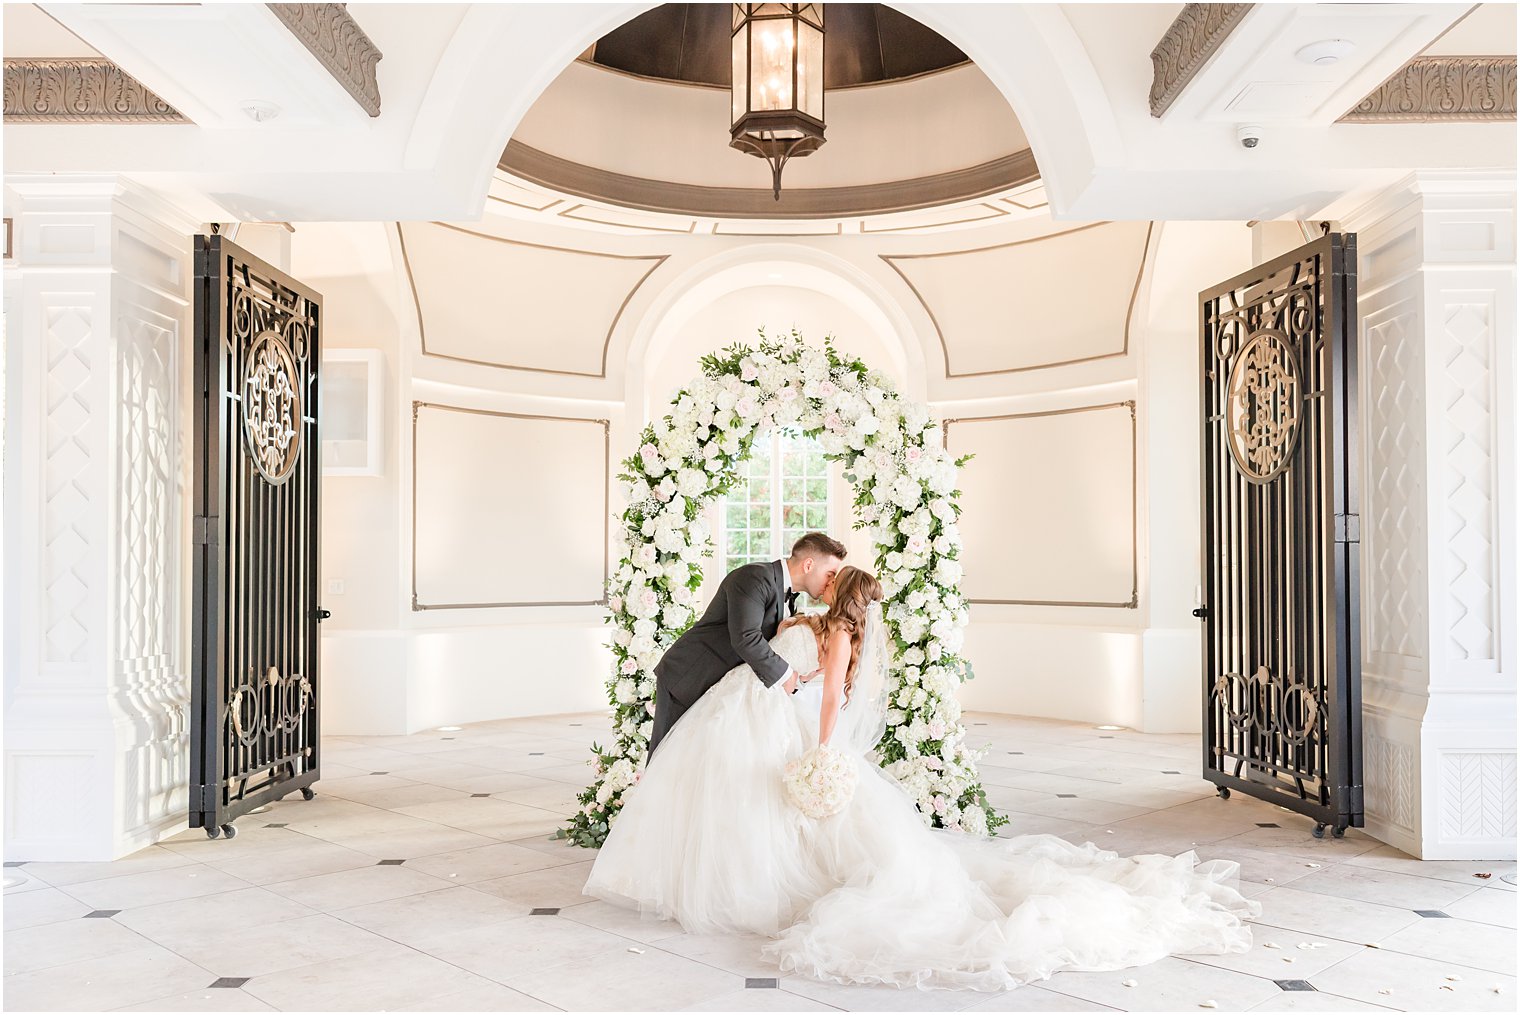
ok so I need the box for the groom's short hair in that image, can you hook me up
[790,532,847,561]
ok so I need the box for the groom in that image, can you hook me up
[647,532,847,756]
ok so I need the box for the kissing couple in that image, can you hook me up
[586,533,1261,991]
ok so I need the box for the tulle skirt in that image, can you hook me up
[583,669,1262,991]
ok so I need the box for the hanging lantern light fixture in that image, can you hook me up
[730,3,825,200]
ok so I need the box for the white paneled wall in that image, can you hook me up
[1345,172,1517,860]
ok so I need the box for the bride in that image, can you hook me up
[584,565,1261,991]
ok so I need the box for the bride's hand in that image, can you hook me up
[800,668,823,683]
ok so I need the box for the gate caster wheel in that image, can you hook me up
[301,787,316,801]
[1312,823,1327,839]
[204,825,222,840]
[1216,786,1231,800]
[221,824,237,840]
[1331,824,1347,839]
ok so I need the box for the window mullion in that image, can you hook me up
[771,434,783,559]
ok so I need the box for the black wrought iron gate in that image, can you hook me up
[191,234,325,839]
[1198,233,1363,838]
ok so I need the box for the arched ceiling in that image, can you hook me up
[583,3,968,89]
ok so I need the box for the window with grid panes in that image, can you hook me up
[721,432,832,580]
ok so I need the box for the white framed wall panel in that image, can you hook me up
[945,401,1137,608]
[411,402,609,609]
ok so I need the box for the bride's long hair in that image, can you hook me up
[788,566,884,702]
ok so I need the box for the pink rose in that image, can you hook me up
[817,380,837,399]
[928,719,947,739]
[905,446,923,464]
[932,795,948,815]
[824,413,843,431]
[620,658,638,675]
[778,385,798,403]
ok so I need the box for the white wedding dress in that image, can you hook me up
[584,624,1261,991]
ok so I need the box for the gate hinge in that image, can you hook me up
[1334,513,1361,543]
[196,784,216,813]
[193,515,218,546]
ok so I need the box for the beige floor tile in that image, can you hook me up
[471,858,597,910]
[18,846,195,888]
[404,840,582,884]
[1308,946,1516,1012]
[1287,863,1480,912]
[779,976,990,1012]
[680,986,843,1011]
[1445,886,1518,928]
[655,931,786,978]
[1342,846,1518,891]
[325,782,471,811]
[2,867,53,894]
[1039,956,1283,1012]
[196,837,377,886]
[1250,885,1424,945]
[153,912,396,978]
[114,885,318,944]
[1191,844,1340,889]
[392,796,563,835]
[1245,992,1398,1011]
[1184,923,1366,980]
[2,913,158,974]
[317,824,501,859]
[240,942,487,1011]
[392,980,560,1011]
[262,862,454,911]
[57,864,252,911]
[333,885,529,946]
[1377,915,1517,974]
[2,886,91,929]
[501,943,745,1011]
[112,987,279,1011]
[416,913,636,983]
[560,898,686,943]
[1220,825,1384,861]
[1,940,216,1012]
[958,986,1122,1011]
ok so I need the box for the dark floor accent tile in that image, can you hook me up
[530,907,560,916]
[1008,751,1024,755]
[1056,793,1077,799]
[3,861,25,867]
[745,978,780,989]
[1414,910,1451,918]
[210,977,250,989]
[529,752,545,756]
[1275,980,1315,991]
[568,723,582,727]
[441,737,455,741]
[84,910,120,919]
[471,793,492,798]
[377,859,406,866]
[264,822,288,828]
[1257,822,1280,828]
[370,771,388,775]
[1098,735,1115,739]
[1161,770,1181,774]
[973,722,987,726]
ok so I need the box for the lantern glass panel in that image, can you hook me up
[797,20,822,120]
[731,24,747,124]
[749,17,795,112]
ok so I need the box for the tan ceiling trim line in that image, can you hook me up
[942,401,1139,609]
[267,4,383,117]
[499,139,1039,219]
[859,203,1009,235]
[557,204,700,234]
[3,57,189,123]
[395,221,668,379]
[1149,3,1253,118]
[412,401,610,610]
[882,221,1154,378]
[1338,56,1517,123]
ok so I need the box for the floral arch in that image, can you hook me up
[562,332,1004,848]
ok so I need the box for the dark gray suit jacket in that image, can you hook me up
[654,560,792,705]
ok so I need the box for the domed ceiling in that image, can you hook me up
[501,3,1033,221]
[583,3,969,88]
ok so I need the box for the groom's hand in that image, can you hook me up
[782,673,800,694]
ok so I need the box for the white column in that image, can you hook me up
[3,175,197,861]
[1345,172,1517,860]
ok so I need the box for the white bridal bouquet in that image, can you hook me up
[784,744,858,819]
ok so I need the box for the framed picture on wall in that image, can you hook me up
[321,349,384,476]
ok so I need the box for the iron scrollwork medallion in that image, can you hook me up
[242,329,303,485]
[1225,329,1302,484]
